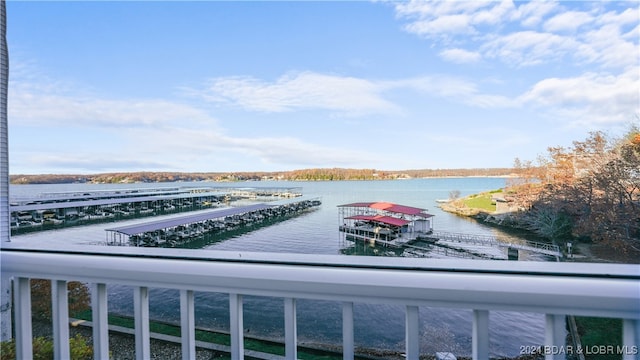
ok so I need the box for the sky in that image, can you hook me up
[5,0,640,174]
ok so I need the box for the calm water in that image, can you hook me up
[10,178,547,357]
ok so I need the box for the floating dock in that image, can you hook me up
[338,202,561,260]
[10,186,303,234]
[105,197,321,247]
[338,202,435,247]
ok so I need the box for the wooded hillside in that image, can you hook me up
[506,128,640,257]
[10,167,515,184]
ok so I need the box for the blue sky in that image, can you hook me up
[6,0,639,174]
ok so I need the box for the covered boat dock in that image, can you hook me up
[10,186,304,234]
[106,197,321,247]
[338,202,434,246]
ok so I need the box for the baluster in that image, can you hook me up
[180,290,196,360]
[229,293,244,360]
[14,277,32,360]
[622,319,639,360]
[545,314,565,360]
[52,280,70,360]
[284,297,297,359]
[472,310,489,360]
[134,286,150,359]
[91,283,109,360]
[342,302,354,360]
[405,305,420,359]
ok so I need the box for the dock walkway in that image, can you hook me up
[430,231,562,258]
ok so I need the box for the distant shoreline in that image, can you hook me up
[10,168,518,185]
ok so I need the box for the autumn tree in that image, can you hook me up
[512,127,640,255]
[30,280,91,321]
[506,157,544,210]
[577,128,640,249]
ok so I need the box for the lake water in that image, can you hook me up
[10,178,547,357]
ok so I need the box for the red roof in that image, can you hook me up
[345,215,410,227]
[339,202,376,208]
[339,202,433,218]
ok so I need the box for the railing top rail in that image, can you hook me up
[0,242,635,278]
[2,243,639,320]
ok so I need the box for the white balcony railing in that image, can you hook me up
[1,242,639,360]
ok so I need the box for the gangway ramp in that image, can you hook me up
[431,231,562,258]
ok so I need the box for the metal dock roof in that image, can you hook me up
[104,196,319,236]
[11,191,228,212]
[105,203,274,236]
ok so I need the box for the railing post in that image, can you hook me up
[405,305,420,360]
[284,297,297,360]
[91,283,109,360]
[472,310,489,360]
[134,286,150,359]
[180,290,196,360]
[342,302,354,360]
[52,280,70,360]
[229,293,244,360]
[14,277,33,360]
[545,314,565,360]
[622,319,639,360]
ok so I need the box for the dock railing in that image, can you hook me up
[432,231,562,257]
[1,243,639,360]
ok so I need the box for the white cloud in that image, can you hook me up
[514,1,559,27]
[119,126,383,171]
[622,23,639,41]
[9,66,391,172]
[394,0,639,70]
[10,83,217,129]
[543,10,594,33]
[391,75,514,108]
[192,72,516,114]
[481,30,580,66]
[19,153,172,173]
[578,23,639,70]
[598,6,639,27]
[190,71,400,116]
[394,1,477,19]
[404,13,476,37]
[396,0,514,39]
[471,0,517,25]
[438,48,482,64]
[517,68,640,126]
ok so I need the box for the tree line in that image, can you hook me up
[9,167,515,184]
[506,127,640,256]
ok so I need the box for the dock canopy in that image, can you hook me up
[338,202,433,218]
[345,214,410,227]
[106,203,272,236]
